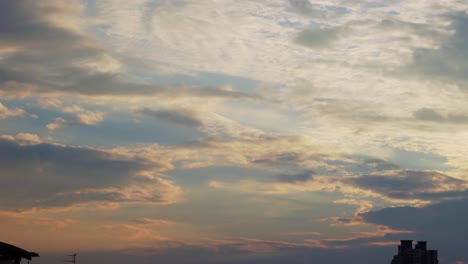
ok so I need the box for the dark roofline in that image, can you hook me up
[0,242,39,261]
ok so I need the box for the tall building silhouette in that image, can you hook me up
[391,240,438,264]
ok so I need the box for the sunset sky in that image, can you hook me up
[2,1,468,263]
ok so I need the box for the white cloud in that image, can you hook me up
[14,133,43,144]
[93,0,466,83]
[47,110,104,130]
[75,110,104,125]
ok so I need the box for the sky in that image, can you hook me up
[1,0,468,263]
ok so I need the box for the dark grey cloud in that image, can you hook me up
[136,108,203,128]
[0,1,259,99]
[53,73,258,97]
[404,12,468,88]
[413,108,468,123]
[0,1,95,49]
[36,175,173,208]
[289,0,313,12]
[0,136,173,210]
[277,170,315,183]
[288,0,326,18]
[320,105,468,129]
[252,152,306,165]
[295,27,342,48]
[361,158,400,171]
[344,170,466,201]
[413,108,445,122]
[288,0,349,49]
[445,114,468,123]
[363,199,468,263]
[0,52,258,98]
[288,0,350,18]
[363,199,468,233]
[342,155,401,174]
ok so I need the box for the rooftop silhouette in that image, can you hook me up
[0,242,39,264]
[391,240,438,264]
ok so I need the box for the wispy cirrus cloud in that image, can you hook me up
[0,0,259,100]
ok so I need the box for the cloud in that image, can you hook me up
[75,110,104,125]
[47,111,104,130]
[414,108,468,123]
[38,175,181,209]
[0,0,259,99]
[132,218,177,226]
[404,12,468,87]
[379,18,445,40]
[304,224,413,250]
[200,112,265,139]
[52,75,259,97]
[277,170,315,183]
[0,55,259,99]
[295,27,342,48]
[288,0,315,14]
[0,0,92,49]
[343,170,467,202]
[0,135,181,210]
[0,0,104,93]
[341,155,401,174]
[224,166,468,205]
[413,108,445,121]
[288,0,350,19]
[12,133,42,144]
[360,158,400,171]
[136,107,203,128]
[385,149,451,171]
[362,199,468,263]
[0,102,24,119]
[163,135,339,171]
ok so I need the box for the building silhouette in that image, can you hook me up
[391,240,438,264]
[0,242,39,264]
